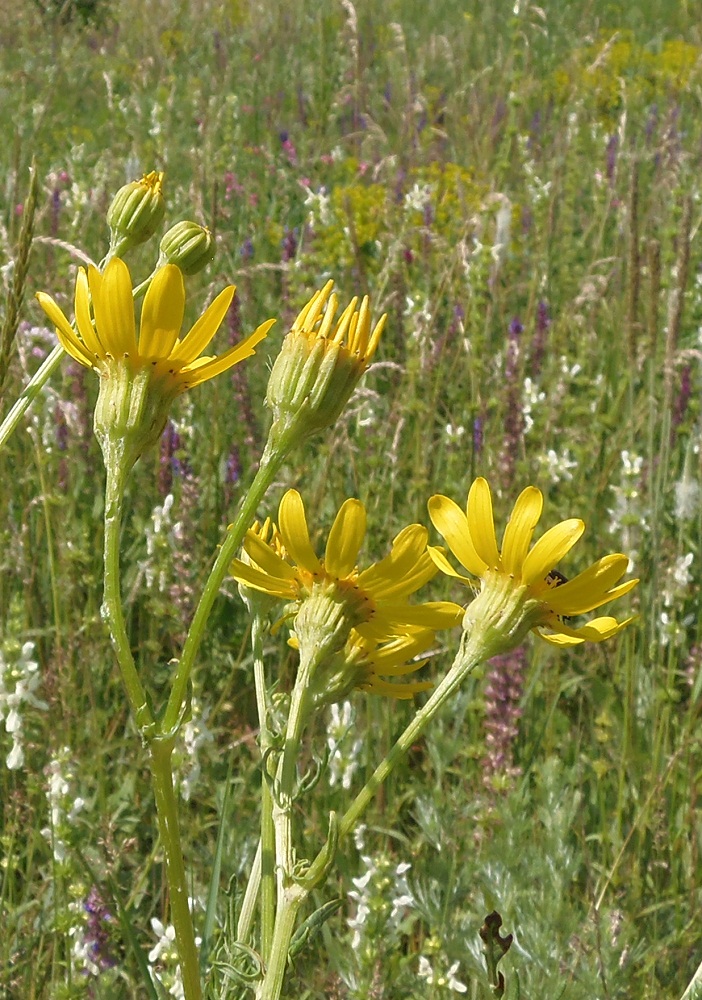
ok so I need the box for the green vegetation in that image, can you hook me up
[1,0,701,997]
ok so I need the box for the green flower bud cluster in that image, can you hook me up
[106,172,216,277]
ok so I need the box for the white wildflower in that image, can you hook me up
[327,701,364,790]
[674,470,699,522]
[0,641,47,770]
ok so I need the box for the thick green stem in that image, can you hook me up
[256,649,318,1000]
[102,453,198,993]
[255,886,305,1000]
[102,459,153,730]
[163,426,298,734]
[237,841,262,945]
[251,613,277,961]
[149,738,203,1000]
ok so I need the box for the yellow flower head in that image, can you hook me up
[36,257,274,468]
[37,257,273,393]
[428,477,638,649]
[231,489,463,653]
[289,628,437,707]
[266,281,386,444]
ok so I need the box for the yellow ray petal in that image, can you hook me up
[35,292,93,367]
[357,524,429,591]
[73,268,104,359]
[229,560,297,599]
[90,259,137,358]
[175,285,236,364]
[426,545,476,587]
[365,552,437,600]
[539,614,637,645]
[545,554,635,614]
[325,498,366,578]
[385,601,465,629]
[467,477,501,569]
[521,518,585,586]
[428,494,487,576]
[501,486,543,576]
[241,531,298,582]
[364,678,433,698]
[179,319,274,388]
[139,264,185,360]
[278,490,321,574]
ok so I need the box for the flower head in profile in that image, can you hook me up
[37,258,274,468]
[288,628,437,707]
[266,281,386,446]
[428,477,638,652]
[231,489,462,658]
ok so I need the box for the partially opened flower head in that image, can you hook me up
[289,628,437,707]
[37,257,274,468]
[428,477,638,653]
[231,489,462,663]
[266,281,386,444]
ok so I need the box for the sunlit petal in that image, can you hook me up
[90,259,137,357]
[35,292,93,367]
[139,264,185,359]
[242,531,298,581]
[229,560,297,599]
[325,498,366,577]
[175,285,236,363]
[179,320,274,388]
[501,486,543,576]
[73,268,104,359]
[278,490,321,574]
[521,519,585,586]
[428,495,487,576]
[466,477,501,569]
[426,546,476,587]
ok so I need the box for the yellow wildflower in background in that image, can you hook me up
[428,477,638,648]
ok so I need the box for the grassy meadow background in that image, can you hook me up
[1,0,701,996]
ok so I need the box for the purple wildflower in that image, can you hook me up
[481,646,526,789]
[530,300,551,376]
[83,887,116,970]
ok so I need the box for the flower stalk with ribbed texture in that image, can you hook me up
[36,257,273,471]
[428,476,638,658]
[264,280,386,454]
[232,491,461,1000]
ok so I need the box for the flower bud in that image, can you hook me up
[265,281,386,450]
[158,220,216,275]
[107,171,165,251]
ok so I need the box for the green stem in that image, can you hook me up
[237,841,262,945]
[149,738,203,1000]
[0,343,65,455]
[102,460,153,730]
[163,425,298,734]
[252,613,276,961]
[255,650,317,1000]
[101,454,198,993]
[255,886,305,1000]
[339,630,483,842]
